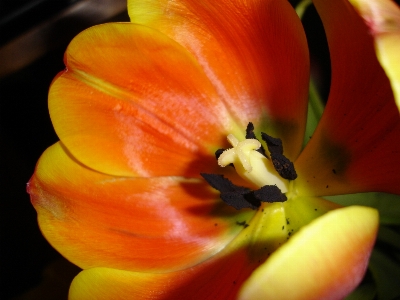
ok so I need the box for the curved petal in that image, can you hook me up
[128,0,310,160]
[50,23,236,178]
[28,142,255,272]
[69,248,259,300]
[296,0,400,196]
[69,211,286,300]
[238,206,379,300]
[350,0,400,112]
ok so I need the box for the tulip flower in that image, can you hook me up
[349,0,400,112]
[28,0,400,299]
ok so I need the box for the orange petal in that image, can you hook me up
[66,196,342,299]
[238,206,379,300]
[350,0,400,112]
[50,23,235,177]
[68,245,261,299]
[128,0,310,160]
[68,205,378,300]
[295,0,400,196]
[28,142,255,272]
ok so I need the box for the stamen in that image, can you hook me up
[245,122,266,156]
[261,132,297,180]
[201,173,287,210]
[245,122,257,140]
[261,132,283,155]
[202,123,297,210]
[216,130,289,191]
[251,185,287,203]
[200,173,258,210]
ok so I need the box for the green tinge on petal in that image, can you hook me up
[302,80,325,148]
[230,196,340,261]
[283,195,341,238]
[295,0,312,19]
[349,0,400,113]
[238,206,379,300]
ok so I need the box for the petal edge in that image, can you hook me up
[238,206,379,300]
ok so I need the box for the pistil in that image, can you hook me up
[217,133,289,192]
[202,122,297,210]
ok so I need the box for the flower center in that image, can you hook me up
[201,123,341,257]
[201,122,297,210]
[217,133,289,192]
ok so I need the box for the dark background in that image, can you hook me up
[1,1,129,298]
[0,0,380,298]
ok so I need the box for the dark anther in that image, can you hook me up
[201,173,258,210]
[245,122,257,139]
[246,122,266,156]
[249,185,287,203]
[201,173,287,210]
[271,154,297,180]
[261,132,283,155]
[261,132,297,180]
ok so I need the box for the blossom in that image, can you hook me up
[349,0,400,112]
[27,0,400,299]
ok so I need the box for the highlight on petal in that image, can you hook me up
[238,206,379,300]
[28,142,255,272]
[349,0,400,113]
[129,0,310,160]
[296,0,400,196]
[49,23,235,178]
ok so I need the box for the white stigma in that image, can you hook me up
[218,134,289,193]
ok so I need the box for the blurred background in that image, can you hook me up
[0,0,389,299]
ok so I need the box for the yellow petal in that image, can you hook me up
[350,0,400,113]
[238,206,379,300]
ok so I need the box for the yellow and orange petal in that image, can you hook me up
[50,23,237,178]
[68,248,260,300]
[349,0,400,113]
[295,0,400,197]
[67,205,377,300]
[238,206,379,300]
[28,142,255,272]
[128,0,310,160]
